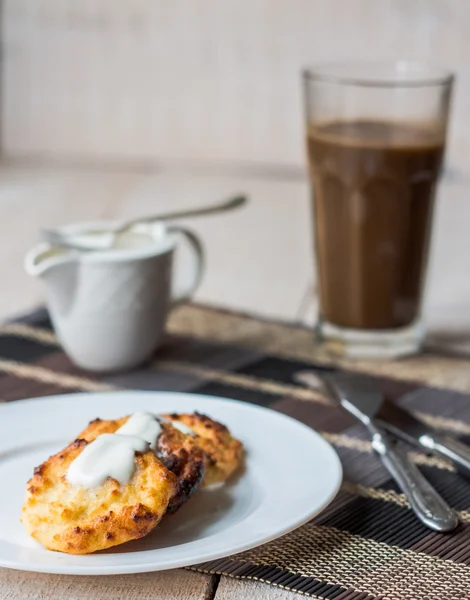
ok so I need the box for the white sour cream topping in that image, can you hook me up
[171,420,195,436]
[66,412,162,488]
[66,433,148,488]
[117,411,162,449]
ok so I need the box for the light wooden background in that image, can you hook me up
[3,0,470,172]
[1,0,470,332]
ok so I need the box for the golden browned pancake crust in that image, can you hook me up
[164,412,244,486]
[79,416,206,514]
[156,423,206,513]
[21,425,177,554]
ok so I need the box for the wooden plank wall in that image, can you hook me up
[1,0,470,176]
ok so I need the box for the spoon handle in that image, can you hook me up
[116,194,247,233]
[41,195,248,250]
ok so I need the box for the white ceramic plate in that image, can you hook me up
[0,391,342,575]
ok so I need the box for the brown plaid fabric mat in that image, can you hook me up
[4,303,470,600]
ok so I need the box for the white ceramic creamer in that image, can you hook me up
[25,221,204,372]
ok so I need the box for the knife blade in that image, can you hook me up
[310,371,459,532]
[375,401,470,478]
[293,369,470,478]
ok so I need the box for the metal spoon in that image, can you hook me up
[41,194,247,251]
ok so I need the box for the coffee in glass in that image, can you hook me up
[303,62,453,358]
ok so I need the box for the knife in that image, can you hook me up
[298,370,458,532]
[294,370,470,478]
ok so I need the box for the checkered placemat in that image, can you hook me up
[3,304,470,600]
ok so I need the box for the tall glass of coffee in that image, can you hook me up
[303,61,454,358]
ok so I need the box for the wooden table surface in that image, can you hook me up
[0,564,295,599]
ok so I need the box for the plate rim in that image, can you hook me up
[0,390,343,575]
